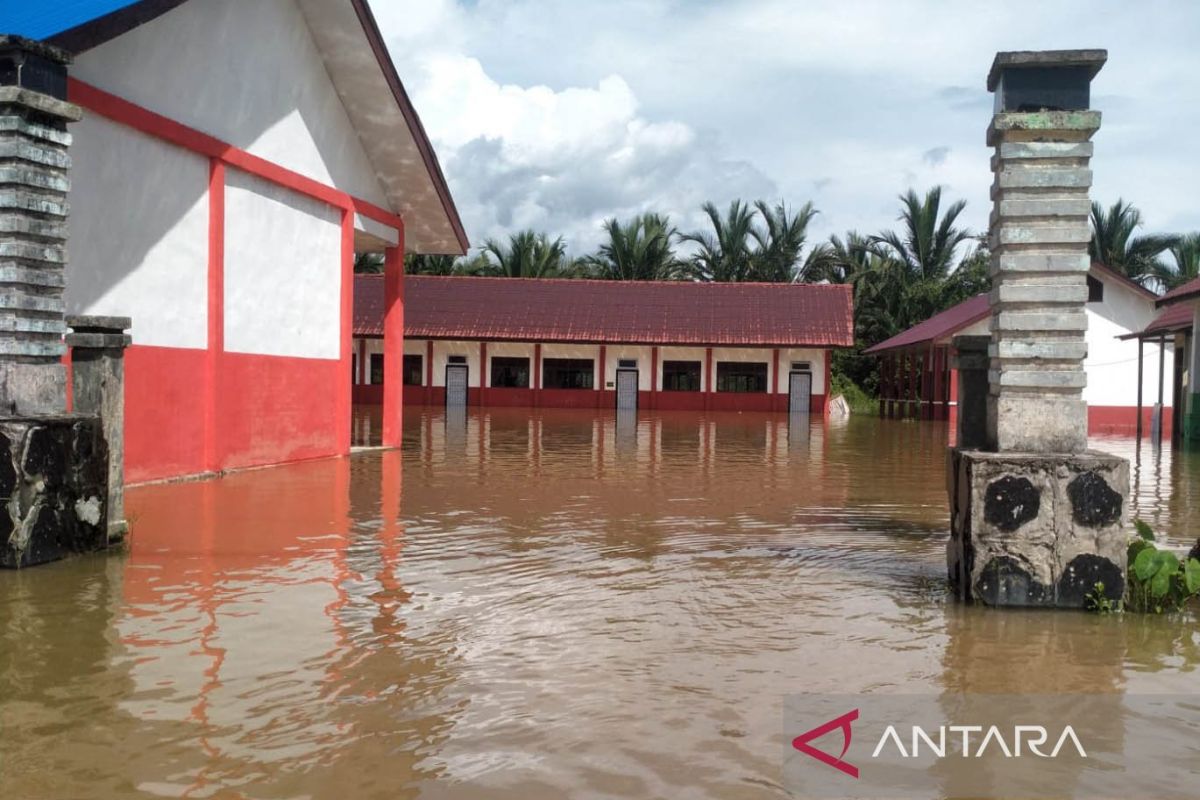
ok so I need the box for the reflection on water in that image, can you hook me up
[2,408,1198,799]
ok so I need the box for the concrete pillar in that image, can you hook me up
[0,37,81,415]
[66,315,130,542]
[984,51,1106,453]
[947,51,1129,609]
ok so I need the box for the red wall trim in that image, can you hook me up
[337,211,354,455]
[204,159,225,473]
[68,78,402,231]
[382,240,405,447]
[425,340,434,388]
[824,352,832,419]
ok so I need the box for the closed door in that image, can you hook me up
[616,369,638,411]
[789,371,812,415]
[446,364,468,408]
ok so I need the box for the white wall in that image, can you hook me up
[778,348,828,394]
[602,345,654,390]
[431,340,483,388]
[72,0,390,211]
[1191,307,1200,396]
[1084,274,1173,409]
[224,169,341,359]
[66,114,209,349]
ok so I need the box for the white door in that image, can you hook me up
[616,369,638,412]
[446,364,468,408]
[789,371,812,415]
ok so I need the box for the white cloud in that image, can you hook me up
[378,0,1200,254]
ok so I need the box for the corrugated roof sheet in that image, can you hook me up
[355,275,855,348]
[0,0,140,39]
[1120,303,1195,340]
[864,294,990,354]
[1159,275,1200,307]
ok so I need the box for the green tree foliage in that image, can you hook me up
[820,189,987,395]
[477,230,577,278]
[1155,232,1200,290]
[1088,199,1178,287]
[585,213,682,281]
[406,254,460,275]
[680,199,824,282]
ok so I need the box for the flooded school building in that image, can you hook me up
[352,275,854,416]
[13,0,467,485]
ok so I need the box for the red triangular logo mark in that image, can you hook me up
[791,708,860,779]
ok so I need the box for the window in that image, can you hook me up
[716,361,768,393]
[403,355,423,386]
[352,354,358,383]
[1087,275,1104,303]
[662,360,702,392]
[491,356,530,388]
[543,358,594,389]
[618,359,637,368]
[370,353,384,385]
[448,355,467,364]
[791,361,811,372]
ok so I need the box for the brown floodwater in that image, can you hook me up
[2,407,1198,799]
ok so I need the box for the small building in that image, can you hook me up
[1145,276,1200,443]
[352,276,854,414]
[865,263,1176,436]
[9,0,466,484]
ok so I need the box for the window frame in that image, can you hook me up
[402,354,423,386]
[490,356,531,388]
[542,357,595,390]
[715,361,768,393]
[369,353,384,386]
[661,360,702,392]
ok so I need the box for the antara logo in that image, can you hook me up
[792,710,1088,780]
[791,709,860,779]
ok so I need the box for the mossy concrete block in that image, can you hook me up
[0,415,109,568]
[947,448,1128,608]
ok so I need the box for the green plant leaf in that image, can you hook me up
[1128,538,1152,564]
[1133,547,1158,581]
[1150,567,1172,599]
[1186,559,1200,595]
[1134,519,1155,541]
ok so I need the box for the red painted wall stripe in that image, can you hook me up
[337,211,354,455]
[382,239,405,448]
[204,159,225,473]
[68,78,403,231]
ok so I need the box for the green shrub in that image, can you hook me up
[1123,520,1200,614]
[830,374,877,415]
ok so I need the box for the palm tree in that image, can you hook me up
[586,213,681,281]
[1088,199,1177,286]
[478,230,573,278]
[680,200,759,282]
[750,200,821,282]
[406,254,460,275]
[871,187,972,282]
[354,252,385,274]
[1157,233,1200,290]
[811,231,873,284]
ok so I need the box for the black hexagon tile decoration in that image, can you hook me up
[983,475,1040,532]
[1067,471,1122,527]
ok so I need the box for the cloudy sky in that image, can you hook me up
[373,0,1200,256]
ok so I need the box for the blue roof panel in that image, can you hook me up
[0,0,141,40]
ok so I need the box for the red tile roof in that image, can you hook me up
[1119,302,1195,340]
[864,294,990,354]
[1159,275,1200,307]
[865,263,1164,355]
[354,275,855,348]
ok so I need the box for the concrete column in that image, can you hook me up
[984,51,1106,453]
[66,315,130,542]
[0,37,81,415]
